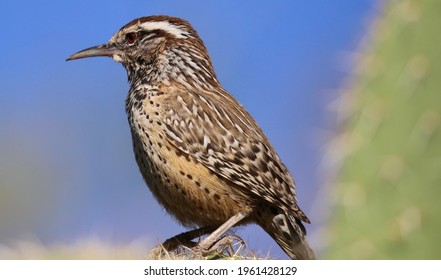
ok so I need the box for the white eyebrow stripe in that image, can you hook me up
[140,21,188,38]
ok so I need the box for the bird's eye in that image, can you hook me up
[125,32,137,45]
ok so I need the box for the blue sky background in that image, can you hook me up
[0,0,376,258]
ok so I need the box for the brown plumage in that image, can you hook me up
[67,15,315,259]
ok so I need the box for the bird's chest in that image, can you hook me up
[126,94,197,220]
[126,93,252,227]
[126,93,168,184]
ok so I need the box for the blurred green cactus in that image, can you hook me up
[326,0,441,259]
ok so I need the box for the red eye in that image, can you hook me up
[125,32,137,44]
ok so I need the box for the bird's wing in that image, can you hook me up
[162,88,309,223]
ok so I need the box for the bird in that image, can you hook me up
[67,15,315,259]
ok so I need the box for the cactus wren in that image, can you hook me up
[67,15,314,259]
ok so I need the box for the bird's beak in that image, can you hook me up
[66,43,118,61]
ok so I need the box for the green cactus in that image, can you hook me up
[325,0,441,259]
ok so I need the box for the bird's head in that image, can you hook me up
[67,15,219,88]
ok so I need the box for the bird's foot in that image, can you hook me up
[193,234,246,259]
[148,226,215,259]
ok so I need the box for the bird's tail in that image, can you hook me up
[256,204,315,260]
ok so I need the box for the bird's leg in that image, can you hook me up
[150,225,217,256]
[163,225,217,249]
[197,212,248,255]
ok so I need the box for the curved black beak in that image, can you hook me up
[66,44,117,61]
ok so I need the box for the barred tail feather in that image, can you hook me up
[256,205,315,260]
